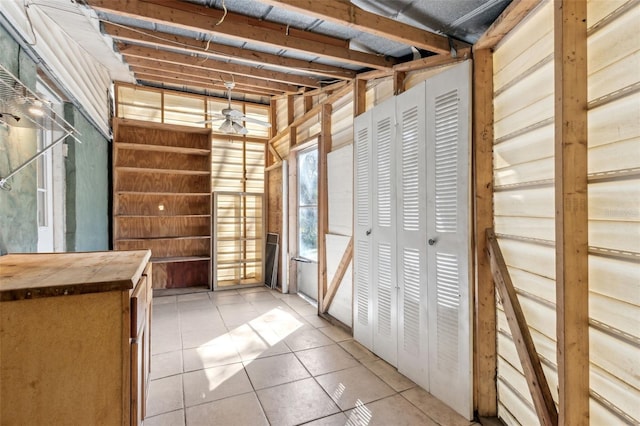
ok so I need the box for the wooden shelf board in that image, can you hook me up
[116,236,211,242]
[116,214,211,218]
[116,191,211,196]
[116,142,210,156]
[115,166,210,176]
[151,256,211,264]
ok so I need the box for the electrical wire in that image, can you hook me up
[24,0,38,45]
[100,21,348,76]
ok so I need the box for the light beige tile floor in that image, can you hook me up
[146,286,479,426]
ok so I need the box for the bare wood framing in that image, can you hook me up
[321,237,353,313]
[132,71,282,97]
[354,79,367,116]
[393,71,406,95]
[118,43,318,89]
[474,0,545,50]
[103,22,355,80]
[287,95,295,125]
[554,1,589,424]
[257,0,469,55]
[486,229,558,426]
[472,48,497,417]
[126,57,300,93]
[90,0,396,70]
[317,104,332,314]
[394,49,472,72]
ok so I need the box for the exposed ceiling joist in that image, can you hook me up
[258,0,469,55]
[125,56,296,93]
[102,23,356,80]
[132,70,281,96]
[88,0,397,70]
[117,43,319,89]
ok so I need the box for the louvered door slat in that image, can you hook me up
[353,112,373,350]
[426,61,472,419]
[372,97,397,366]
[396,83,429,389]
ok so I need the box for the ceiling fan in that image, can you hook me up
[200,81,271,134]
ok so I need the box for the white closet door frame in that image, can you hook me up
[425,61,473,420]
[371,97,398,367]
[353,111,373,350]
[396,82,429,388]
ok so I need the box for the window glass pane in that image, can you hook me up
[298,146,318,261]
[37,190,46,227]
[298,148,318,206]
[298,206,317,261]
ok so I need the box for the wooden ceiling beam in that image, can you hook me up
[136,76,271,101]
[125,56,297,93]
[133,71,280,97]
[117,43,318,89]
[88,0,396,69]
[102,23,356,80]
[474,0,545,50]
[257,0,469,55]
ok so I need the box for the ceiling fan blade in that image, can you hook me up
[241,116,272,127]
[222,108,243,118]
[196,117,226,124]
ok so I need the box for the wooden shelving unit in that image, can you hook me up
[113,118,212,289]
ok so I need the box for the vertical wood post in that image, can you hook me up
[472,48,497,416]
[354,79,367,117]
[318,103,332,313]
[393,71,406,95]
[287,95,295,125]
[554,0,589,424]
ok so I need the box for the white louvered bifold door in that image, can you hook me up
[353,111,374,350]
[371,97,398,367]
[396,83,429,388]
[425,61,472,419]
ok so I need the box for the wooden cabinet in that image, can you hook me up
[0,250,152,426]
[113,118,212,289]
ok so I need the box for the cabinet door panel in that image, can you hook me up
[353,111,373,350]
[396,83,429,389]
[425,61,473,420]
[371,98,398,367]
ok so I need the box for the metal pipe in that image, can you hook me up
[0,131,71,191]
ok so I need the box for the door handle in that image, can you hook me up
[365,229,372,236]
[292,257,312,263]
[428,238,437,246]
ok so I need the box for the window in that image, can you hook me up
[297,147,318,261]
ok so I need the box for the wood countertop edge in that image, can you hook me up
[0,250,152,302]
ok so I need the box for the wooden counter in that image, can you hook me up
[0,250,153,425]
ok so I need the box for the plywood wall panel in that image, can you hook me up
[116,194,210,216]
[116,216,210,239]
[117,172,210,193]
[116,149,210,171]
[116,125,209,150]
